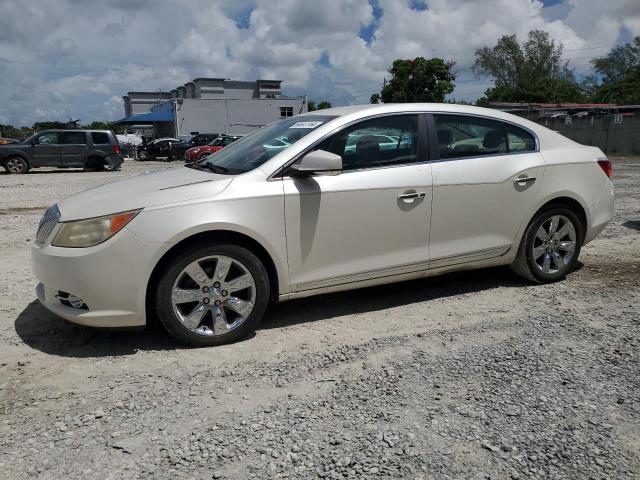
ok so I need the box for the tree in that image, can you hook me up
[593,66,640,104]
[590,37,640,104]
[372,57,456,103]
[591,36,640,83]
[32,121,66,131]
[307,100,331,111]
[473,30,584,103]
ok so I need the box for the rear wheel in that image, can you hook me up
[138,151,150,161]
[5,156,29,174]
[155,244,270,347]
[511,206,583,283]
[85,156,104,171]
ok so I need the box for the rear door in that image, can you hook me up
[428,114,544,267]
[32,132,61,167]
[59,131,88,167]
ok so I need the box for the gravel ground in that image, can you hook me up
[0,158,638,479]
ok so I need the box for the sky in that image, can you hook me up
[1,0,639,126]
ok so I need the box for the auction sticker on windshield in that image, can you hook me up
[290,121,324,129]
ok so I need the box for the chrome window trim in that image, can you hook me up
[268,112,426,181]
[268,110,541,180]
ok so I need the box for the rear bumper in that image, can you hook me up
[105,154,124,169]
[584,178,614,244]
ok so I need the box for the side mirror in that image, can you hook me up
[289,150,342,176]
[31,139,37,146]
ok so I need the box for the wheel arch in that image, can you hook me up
[529,194,588,243]
[145,229,281,324]
[2,152,30,166]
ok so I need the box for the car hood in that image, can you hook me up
[57,167,233,221]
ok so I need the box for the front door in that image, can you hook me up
[429,114,545,267]
[32,132,61,167]
[59,131,88,167]
[283,114,432,292]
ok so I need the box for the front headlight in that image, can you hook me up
[52,210,141,248]
[192,148,200,154]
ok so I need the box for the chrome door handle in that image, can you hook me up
[514,176,536,186]
[398,192,426,202]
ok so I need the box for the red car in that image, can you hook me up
[184,135,241,163]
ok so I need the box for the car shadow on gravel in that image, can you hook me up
[15,266,527,358]
[262,266,529,330]
[14,300,182,358]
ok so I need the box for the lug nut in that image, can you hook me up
[203,298,210,304]
[202,286,210,293]
[214,300,222,306]
[213,281,220,288]
[221,290,228,297]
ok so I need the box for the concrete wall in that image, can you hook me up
[174,98,307,136]
[526,114,640,155]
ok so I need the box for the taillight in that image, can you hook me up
[114,143,120,155]
[597,157,612,178]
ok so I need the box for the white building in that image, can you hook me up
[118,78,307,137]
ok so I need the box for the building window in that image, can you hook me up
[280,107,293,117]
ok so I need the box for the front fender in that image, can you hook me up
[126,194,290,294]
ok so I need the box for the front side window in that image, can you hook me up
[200,115,335,174]
[61,132,87,145]
[434,115,535,159]
[317,115,419,171]
[37,132,60,144]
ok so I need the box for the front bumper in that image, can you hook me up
[32,228,166,328]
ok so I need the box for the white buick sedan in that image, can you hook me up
[32,104,614,346]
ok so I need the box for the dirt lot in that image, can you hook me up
[0,159,638,479]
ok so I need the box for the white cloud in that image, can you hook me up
[0,0,639,125]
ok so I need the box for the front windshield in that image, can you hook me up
[200,116,335,174]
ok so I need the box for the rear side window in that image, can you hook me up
[318,115,419,171]
[60,132,87,145]
[434,115,535,159]
[91,132,110,144]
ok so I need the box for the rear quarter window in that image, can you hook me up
[91,132,111,144]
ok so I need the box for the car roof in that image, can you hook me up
[37,129,113,132]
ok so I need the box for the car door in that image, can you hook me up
[283,114,432,292]
[59,131,88,167]
[32,132,61,167]
[428,114,544,268]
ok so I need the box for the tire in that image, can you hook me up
[4,156,29,174]
[138,151,150,161]
[155,243,270,347]
[85,156,104,172]
[511,205,583,283]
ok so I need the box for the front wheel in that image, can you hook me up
[511,206,583,283]
[155,244,270,346]
[5,156,29,174]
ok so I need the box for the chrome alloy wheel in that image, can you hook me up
[171,255,256,336]
[6,157,26,174]
[532,214,577,275]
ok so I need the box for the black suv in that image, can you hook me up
[170,133,219,160]
[0,130,123,174]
